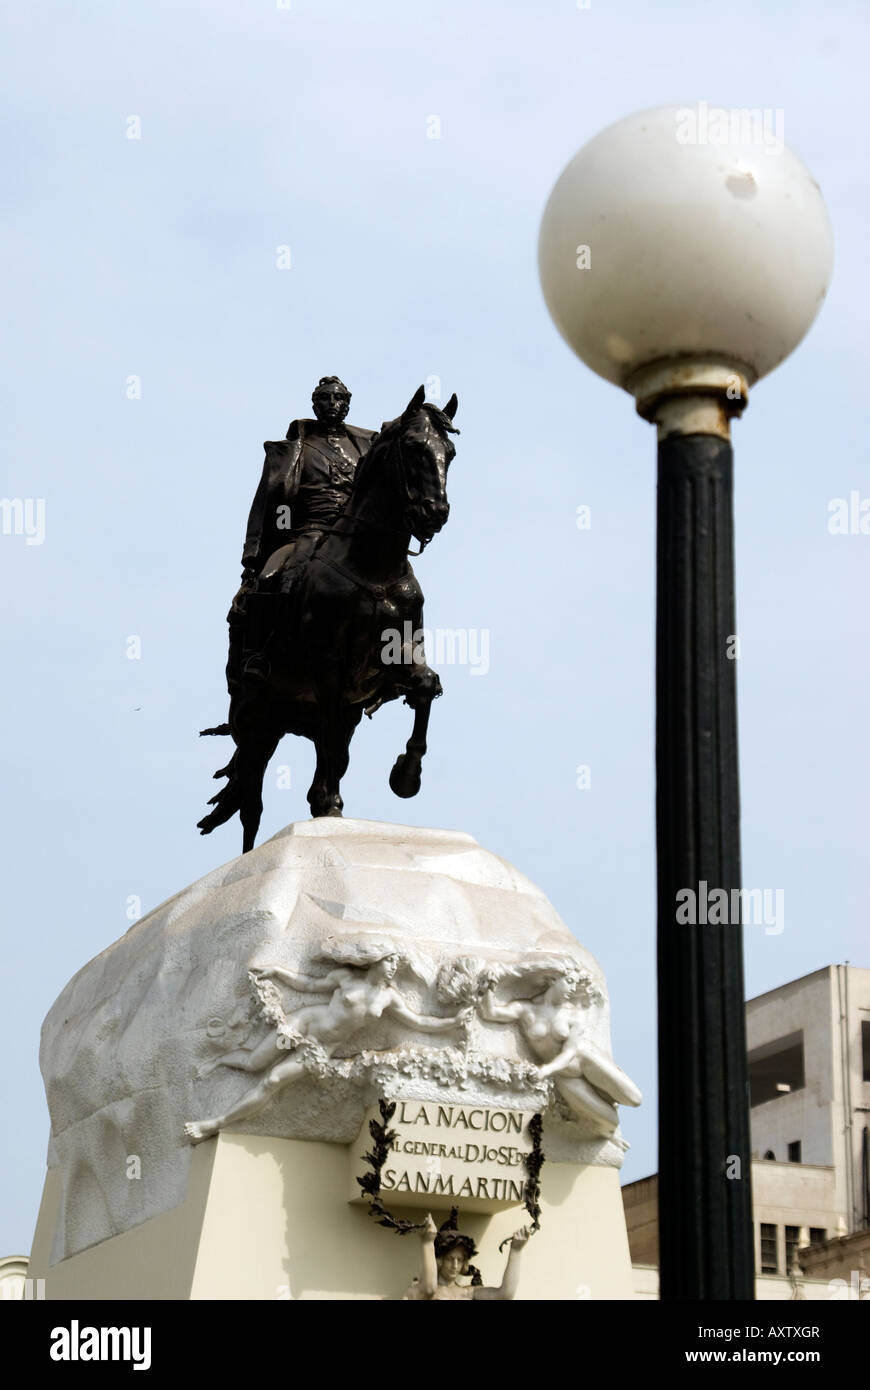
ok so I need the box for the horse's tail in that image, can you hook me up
[197,748,241,836]
[198,779,242,835]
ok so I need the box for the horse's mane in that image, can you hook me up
[349,402,458,502]
[419,401,460,437]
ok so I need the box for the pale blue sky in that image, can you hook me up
[2,0,868,1256]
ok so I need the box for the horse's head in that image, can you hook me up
[370,385,459,547]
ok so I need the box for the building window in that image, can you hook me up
[862,1020,870,1083]
[809,1228,826,1246]
[748,1032,805,1107]
[785,1226,801,1274]
[787,1140,802,1163]
[760,1223,778,1274]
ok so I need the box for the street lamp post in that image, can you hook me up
[538,105,832,1299]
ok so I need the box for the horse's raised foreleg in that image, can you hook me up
[389,665,442,799]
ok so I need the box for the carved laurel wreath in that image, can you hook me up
[356,1098,545,1251]
[356,1099,426,1236]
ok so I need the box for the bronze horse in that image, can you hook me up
[199,386,459,851]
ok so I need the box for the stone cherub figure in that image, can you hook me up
[402,1211,531,1301]
[184,938,471,1144]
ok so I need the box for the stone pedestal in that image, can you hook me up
[29,820,639,1299]
[29,1132,633,1299]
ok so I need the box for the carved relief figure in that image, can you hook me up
[478,960,642,1135]
[184,938,470,1143]
[402,1212,530,1301]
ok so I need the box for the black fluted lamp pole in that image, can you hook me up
[538,105,832,1300]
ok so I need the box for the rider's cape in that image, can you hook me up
[242,418,376,572]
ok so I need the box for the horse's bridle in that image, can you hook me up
[321,424,440,557]
[391,431,431,556]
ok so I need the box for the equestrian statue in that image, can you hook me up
[198,376,459,852]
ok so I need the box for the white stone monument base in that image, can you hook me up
[28,1131,634,1300]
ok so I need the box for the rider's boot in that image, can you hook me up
[241,593,274,683]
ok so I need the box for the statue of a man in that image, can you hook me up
[228,376,376,684]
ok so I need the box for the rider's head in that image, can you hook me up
[312,376,351,428]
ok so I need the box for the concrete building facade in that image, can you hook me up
[747,964,870,1236]
[623,964,870,1298]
